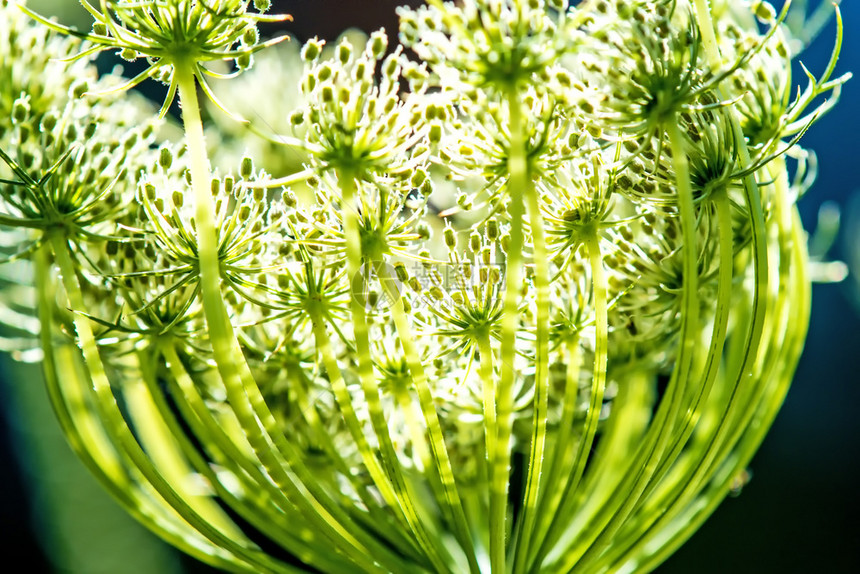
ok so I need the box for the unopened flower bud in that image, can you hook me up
[394,262,409,282]
[242,26,259,47]
[159,147,173,169]
[370,31,388,59]
[444,226,457,249]
[469,232,482,253]
[280,191,296,209]
[240,157,254,179]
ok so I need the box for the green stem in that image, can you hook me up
[127,351,246,540]
[526,337,582,568]
[476,331,503,570]
[36,337,244,571]
[34,247,184,554]
[489,90,530,573]
[560,366,653,556]
[528,231,608,571]
[159,342,368,574]
[135,349,358,573]
[690,0,775,491]
[340,173,450,573]
[554,117,701,572]
[173,65,229,371]
[310,315,430,565]
[477,333,499,474]
[663,118,702,443]
[49,233,277,574]
[34,246,125,485]
[693,0,724,70]
[694,158,792,488]
[589,187,735,572]
[693,0,770,451]
[513,135,552,572]
[174,64,390,573]
[376,263,480,574]
[571,233,609,494]
[638,195,809,573]
[279,373,416,557]
[658,187,733,461]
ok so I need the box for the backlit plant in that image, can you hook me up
[0,0,849,572]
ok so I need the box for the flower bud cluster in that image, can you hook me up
[298,30,429,181]
[20,0,291,117]
[399,0,571,93]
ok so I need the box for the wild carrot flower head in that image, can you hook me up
[0,1,852,573]
[296,31,428,182]
[399,0,572,94]
[20,0,291,116]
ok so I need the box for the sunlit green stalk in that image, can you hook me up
[173,63,239,391]
[376,262,480,574]
[49,233,277,574]
[694,0,771,443]
[529,231,607,571]
[590,187,735,572]
[175,65,388,573]
[159,342,374,573]
[489,89,531,573]
[638,186,810,572]
[570,232,609,492]
[694,157,793,489]
[33,246,147,539]
[513,128,552,572]
[526,336,582,568]
[478,333,505,568]
[330,170,450,572]
[127,352,246,539]
[556,116,701,571]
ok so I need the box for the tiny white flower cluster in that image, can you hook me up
[0,1,849,573]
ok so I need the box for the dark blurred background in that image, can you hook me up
[1,1,857,573]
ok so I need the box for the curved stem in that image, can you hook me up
[526,337,582,569]
[693,0,770,450]
[552,367,653,569]
[638,198,809,573]
[49,233,280,574]
[127,351,246,539]
[663,118,703,441]
[555,117,701,572]
[310,316,432,570]
[34,246,209,564]
[571,233,609,496]
[159,342,377,574]
[174,65,390,572]
[174,65,229,372]
[589,187,735,572]
[694,157,792,489]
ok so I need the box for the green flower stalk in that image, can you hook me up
[0,0,850,572]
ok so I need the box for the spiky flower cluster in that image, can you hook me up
[0,1,849,573]
[20,0,291,117]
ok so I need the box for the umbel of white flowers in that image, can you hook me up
[0,0,848,572]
